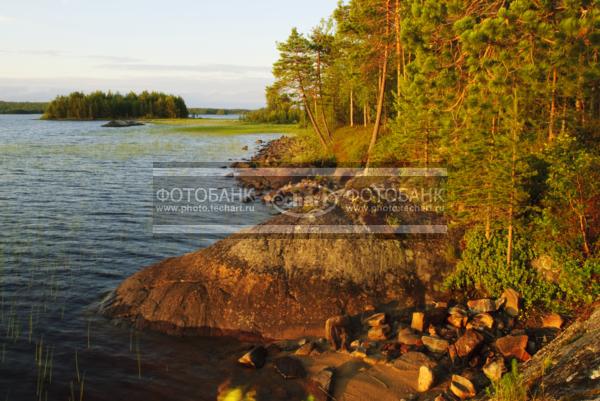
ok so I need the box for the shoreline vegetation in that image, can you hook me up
[0,100,48,114]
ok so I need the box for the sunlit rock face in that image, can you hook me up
[103,210,455,340]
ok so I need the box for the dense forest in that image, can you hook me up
[265,0,599,310]
[189,107,250,116]
[43,91,188,120]
[0,101,47,114]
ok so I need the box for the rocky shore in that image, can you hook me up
[224,295,598,401]
[103,137,599,400]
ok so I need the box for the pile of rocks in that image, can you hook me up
[234,288,566,400]
[322,289,564,400]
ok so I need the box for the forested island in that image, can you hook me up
[42,91,188,120]
[0,101,48,114]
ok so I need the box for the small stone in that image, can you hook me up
[242,145,249,151]
[467,313,494,331]
[238,346,267,369]
[418,366,435,392]
[421,336,449,353]
[368,324,390,341]
[411,312,426,332]
[398,327,423,346]
[467,299,497,313]
[448,306,469,329]
[365,312,387,327]
[483,357,506,382]
[325,315,351,350]
[295,342,315,356]
[352,346,368,359]
[450,374,477,399]
[496,335,531,362]
[542,313,564,329]
[454,329,484,359]
[500,289,520,317]
[448,314,468,329]
[274,356,306,379]
[393,352,436,392]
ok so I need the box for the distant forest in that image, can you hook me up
[188,107,250,116]
[0,101,48,114]
[43,91,188,120]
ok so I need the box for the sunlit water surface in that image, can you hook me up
[0,115,282,401]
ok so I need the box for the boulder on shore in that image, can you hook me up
[101,209,454,340]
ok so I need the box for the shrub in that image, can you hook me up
[444,228,557,309]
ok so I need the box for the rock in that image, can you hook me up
[325,315,351,351]
[496,335,531,362]
[351,346,368,359]
[542,313,564,329]
[368,324,390,341]
[274,356,306,379]
[422,336,449,353]
[256,139,264,144]
[295,342,315,356]
[520,305,600,399]
[467,313,494,331]
[454,329,484,359]
[101,120,144,128]
[418,366,435,392]
[448,306,469,329]
[467,299,497,313]
[448,314,468,329]
[308,367,334,401]
[450,374,476,399]
[103,208,453,340]
[393,352,437,392]
[483,356,506,382]
[500,288,520,317]
[398,327,424,346]
[365,312,387,327]
[238,346,267,369]
[242,145,249,151]
[411,312,426,332]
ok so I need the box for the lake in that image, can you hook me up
[0,115,282,401]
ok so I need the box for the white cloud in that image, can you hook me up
[0,15,14,23]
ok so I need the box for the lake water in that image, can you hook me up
[0,115,282,401]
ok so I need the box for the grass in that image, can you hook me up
[488,360,528,401]
[146,118,307,136]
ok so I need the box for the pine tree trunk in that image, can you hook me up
[316,50,332,140]
[395,0,402,103]
[366,0,391,169]
[350,89,354,127]
[549,67,557,142]
[364,102,368,127]
[579,212,591,257]
[299,76,328,151]
[507,89,519,268]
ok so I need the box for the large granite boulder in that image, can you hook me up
[102,210,455,340]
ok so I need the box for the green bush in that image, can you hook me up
[445,228,599,311]
[444,229,557,309]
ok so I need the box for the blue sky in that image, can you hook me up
[0,0,338,108]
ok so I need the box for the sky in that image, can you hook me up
[0,0,338,108]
